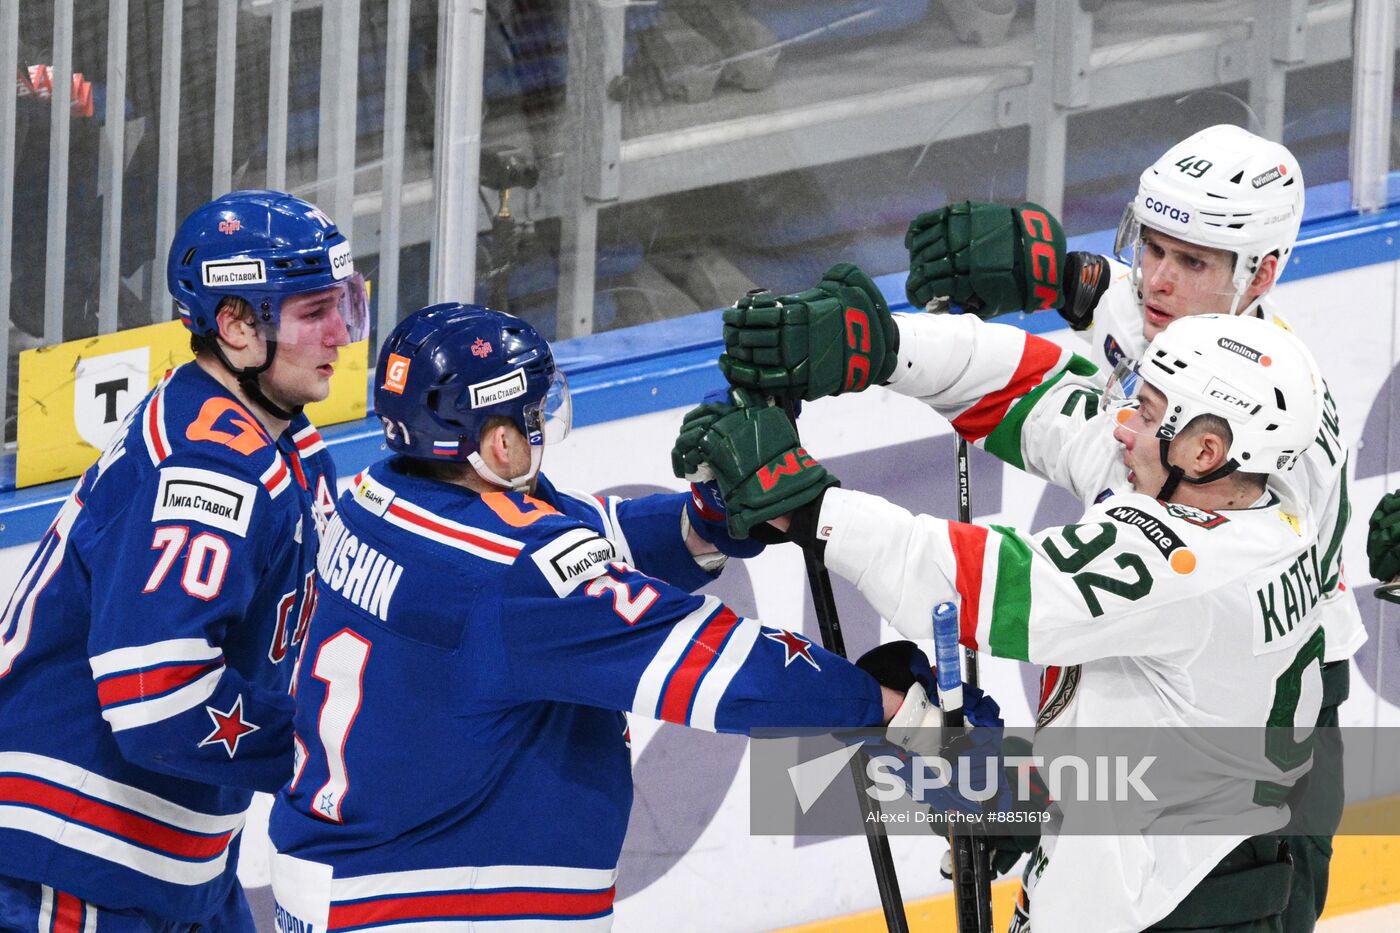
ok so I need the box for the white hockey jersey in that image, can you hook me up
[1084,262,1364,664]
[817,312,1327,932]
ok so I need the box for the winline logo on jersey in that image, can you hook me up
[747,726,1372,838]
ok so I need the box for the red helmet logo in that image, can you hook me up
[471,338,493,358]
[218,218,242,235]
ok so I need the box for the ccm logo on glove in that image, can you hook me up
[1020,208,1061,311]
[757,449,819,492]
[845,307,873,391]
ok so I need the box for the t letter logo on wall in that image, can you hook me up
[74,348,149,450]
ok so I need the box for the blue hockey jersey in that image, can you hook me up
[0,363,335,922]
[268,458,885,931]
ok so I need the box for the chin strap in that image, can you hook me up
[210,338,302,422]
[468,445,543,492]
[1154,437,1239,501]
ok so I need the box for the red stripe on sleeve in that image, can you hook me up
[288,450,309,490]
[147,393,168,462]
[945,522,988,649]
[51,891,84,933]
[951,337,1062,441]
[0,777,232,860]
[658,608,741,725]
[96,660,223,708]
[263,460,288,494]
[329,887,617,928]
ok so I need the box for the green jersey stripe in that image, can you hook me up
[987,524,1033,662]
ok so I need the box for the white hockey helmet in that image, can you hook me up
[1108,314,1322,497]
[1115,124,1305,315]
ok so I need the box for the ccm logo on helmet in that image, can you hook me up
[470,368,528,408]
[1144,197,1190,226]
[1204,377,1258,414]
[381,353,411,395]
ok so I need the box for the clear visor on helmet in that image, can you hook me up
[254,273,370,348]
[523,370,572,447]
[1102,365,1178,445]
[1100,357,1144,415]
[1113,205,1243,310]
[1112,202,1140,267]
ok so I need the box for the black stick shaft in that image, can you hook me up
[950,438,994,932]
[786,402,909,933]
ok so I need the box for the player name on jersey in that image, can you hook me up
[1252,540,1326,650]
[317,513,403,621]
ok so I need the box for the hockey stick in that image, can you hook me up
[949,440,994,932]
[933,598,993,933]
[782,399,911,933]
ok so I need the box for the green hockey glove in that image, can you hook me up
[1367,491,1400,603]
[719,262,900,402]
[671,388,769,482]
[904,201,1068,317]
[696,402,838,539]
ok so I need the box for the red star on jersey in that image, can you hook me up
[198,695,260,758]
[763,628,820,671]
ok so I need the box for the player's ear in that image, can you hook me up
[479,421,512,471]
[1194,429,1231,476]
[214,298,258,350]
[1247,253,1278,302]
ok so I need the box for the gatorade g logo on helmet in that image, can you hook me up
[382,353,411,395]
[1019,208,1060,310]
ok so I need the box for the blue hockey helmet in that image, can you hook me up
[375,303,571,488]
[167,189,368,344]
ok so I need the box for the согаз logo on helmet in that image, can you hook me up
[1143,196,1190,225]
[328,241,354,280]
